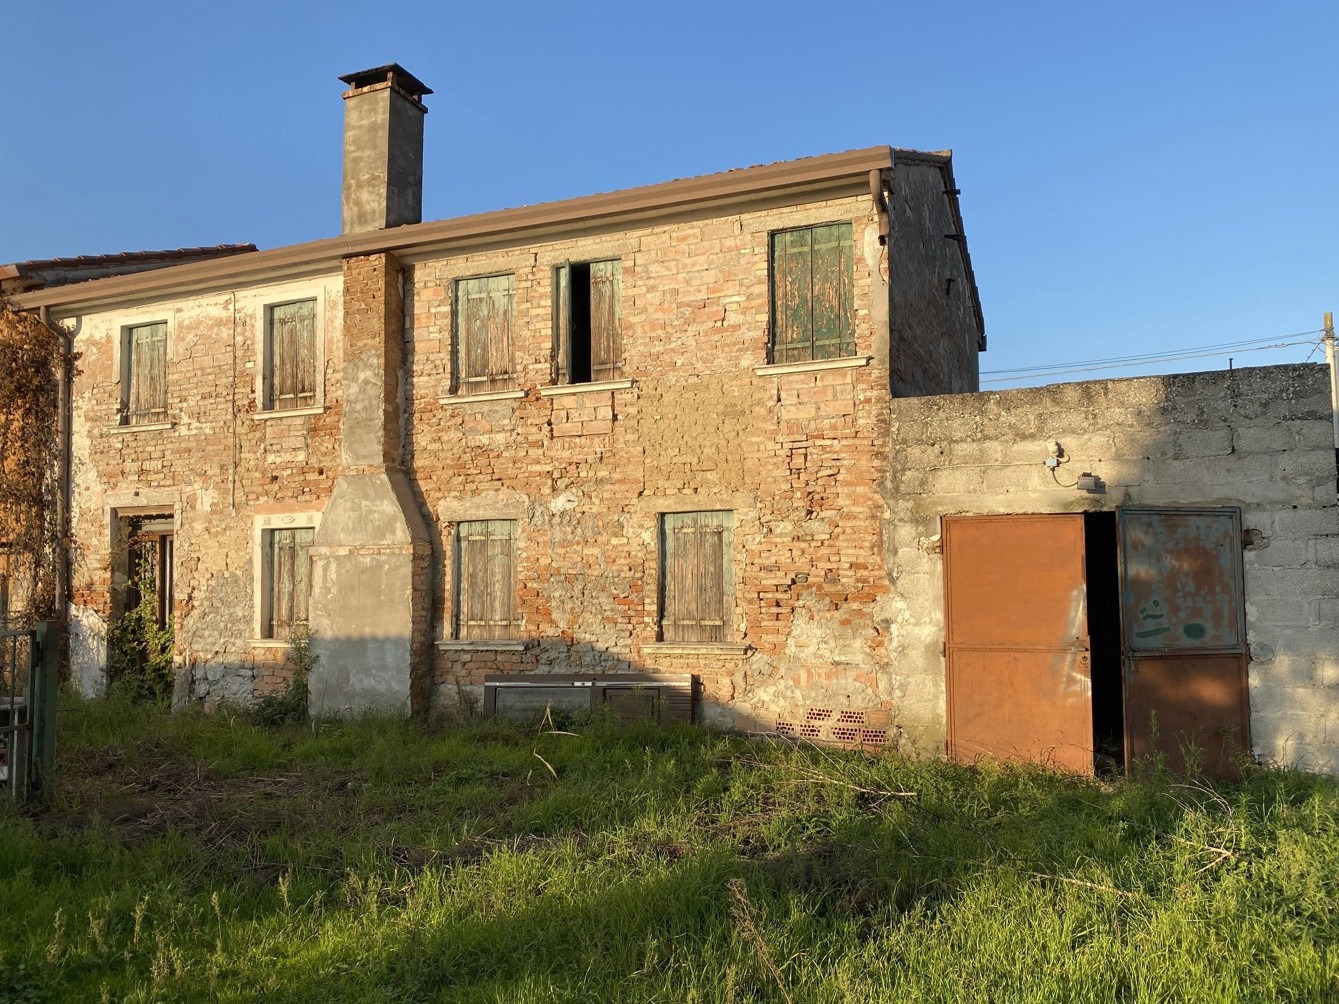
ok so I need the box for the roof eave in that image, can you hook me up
[14,146,894,315]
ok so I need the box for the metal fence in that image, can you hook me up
[1,623,58,802]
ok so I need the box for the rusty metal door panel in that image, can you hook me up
[1119,508,1244,651]
[947,649,1095,772]
[1118,507,1250,778]
[943,515,1094,773]
[1125,655,1251,775]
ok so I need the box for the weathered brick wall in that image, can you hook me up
[63,276,343,700]
[406,195,901,729]
[889,161,981,397]
[882,364,1339,771]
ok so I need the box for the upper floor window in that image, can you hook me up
[120,321,168,425]
[769,222,855,364]
[554,259,622,384]
[659,511,733,643]
[264,299,318,411]
[454,274,515,394]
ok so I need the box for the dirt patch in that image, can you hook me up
[31,739,339,851]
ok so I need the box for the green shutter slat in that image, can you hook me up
[589,259,622,379]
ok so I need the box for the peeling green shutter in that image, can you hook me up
[456,275,515,393]
[126,322,167,424]
[456,520,518,640]
[589,259,622,380]
[661,511,732,643]
[268,300,317,410]
[268,527,314,640]
[770,223,854,363]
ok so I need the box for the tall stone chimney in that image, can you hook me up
[339,64,431,234]
[308,65,433,716]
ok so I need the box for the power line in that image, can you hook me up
[981,330,1323,385]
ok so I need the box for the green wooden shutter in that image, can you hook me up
[456,275,515,393]
[268,300,317,410]
[661,511,731,643]
[127,322,167,424]
[456,520,518,640]
[809,224,855,360]
[553,263,571,384]
[589,259,622,380]
[268,527,314,639]
[769,223,854,363]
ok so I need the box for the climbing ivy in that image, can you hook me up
[0,297,63,625]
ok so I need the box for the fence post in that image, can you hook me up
[32,621,60,798]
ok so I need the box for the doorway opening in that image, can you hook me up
[1084,512,1124,775]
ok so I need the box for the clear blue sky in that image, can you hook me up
[3,0,1334,385]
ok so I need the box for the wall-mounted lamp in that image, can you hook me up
[1076,473,1104,494]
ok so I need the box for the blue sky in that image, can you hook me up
[3,1,1334,385]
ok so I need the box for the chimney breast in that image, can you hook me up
[339,64,432,234]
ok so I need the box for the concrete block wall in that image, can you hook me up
[882,364,1339,771]
[62,275,343,701]
[406,195,903,729]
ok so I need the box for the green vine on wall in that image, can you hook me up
[106,548,175,703]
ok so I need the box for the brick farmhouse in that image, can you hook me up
[8,65,1338,774]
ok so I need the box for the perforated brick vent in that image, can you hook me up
[774,707,893,749]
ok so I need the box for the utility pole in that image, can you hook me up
[1326,311,1339,449]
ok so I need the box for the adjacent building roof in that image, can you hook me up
[8,149,984,342]
[0,245,257,295]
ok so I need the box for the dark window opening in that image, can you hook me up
[554,259,621,384]
[568,263,593,383]
[1084,512,1124,776]
[124,517,175,631]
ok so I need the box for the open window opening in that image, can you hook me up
[554,259,622,384]
[119,516,175,630]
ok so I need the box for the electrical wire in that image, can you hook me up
[981,330,1323,386]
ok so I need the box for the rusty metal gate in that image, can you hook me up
[943,514,1095,773]
[1119,507,1250,777]
[942,508,1251,778]
[1,623,59,802]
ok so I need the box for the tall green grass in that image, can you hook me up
[1,693,1336,1002]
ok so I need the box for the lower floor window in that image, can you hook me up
[454,519,519,640]
[659,511,733,643]
[264,527,314,640]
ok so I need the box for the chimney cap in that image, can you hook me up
[338,63,433,99]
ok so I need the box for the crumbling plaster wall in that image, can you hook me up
[62,273,343,702]
[405,194,902,729]
[882,364,1339,771]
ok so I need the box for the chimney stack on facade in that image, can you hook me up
[339,64,431,234]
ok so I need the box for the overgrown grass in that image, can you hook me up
[2,694,1337,1002]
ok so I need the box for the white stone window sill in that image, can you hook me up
[248,639,291,649]
[643,642,751,659]
[439,389,527,405]
[437,639,533,652]
[754,356,872,377]
[538,378,635,397]
[253,405,325,421]
[106,421,175,435]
